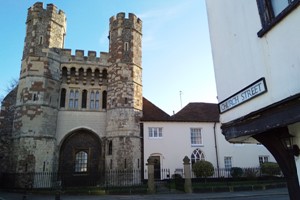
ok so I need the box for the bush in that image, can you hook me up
[261,162,281,176]
[192,160,214,178]
[244,168,259,178]
[230,167,244,178]
[171,174,183,179]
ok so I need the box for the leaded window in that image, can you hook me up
[69,90,79,109]
[191,149,205,164]
[75,151,88,172]
[90,91,100,110]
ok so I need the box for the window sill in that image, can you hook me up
[258,1,300,37]
[149,137,163,139]
[191,144,204,147]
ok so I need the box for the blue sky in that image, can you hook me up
[0,0,217,115]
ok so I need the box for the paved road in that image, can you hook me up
[0,188,289,200]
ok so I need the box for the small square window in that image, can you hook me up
[148,127,163,138]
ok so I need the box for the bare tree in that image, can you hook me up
[0,78,18,107]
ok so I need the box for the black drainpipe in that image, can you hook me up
[213,122,220,178]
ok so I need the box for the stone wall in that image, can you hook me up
[0,87,17,173]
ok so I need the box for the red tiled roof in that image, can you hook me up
[171,103,219,122]
[141,98,220,122]
[141,97,171,121]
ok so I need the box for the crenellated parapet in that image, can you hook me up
[58,49,109,86]
[27,2,66,26]
[60,49,109,63]
[109,12,142,33]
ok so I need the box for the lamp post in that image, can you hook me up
[281,134,300,157]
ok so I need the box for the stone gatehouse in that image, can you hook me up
[0,2,143,186]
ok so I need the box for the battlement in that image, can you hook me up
[29,2,65,16]
[60,49,109,63]
[109,12,142,32]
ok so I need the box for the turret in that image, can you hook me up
[108,12,142,110]
[106,13,143,171]
[23,2,66,59]
[12,2,65,175]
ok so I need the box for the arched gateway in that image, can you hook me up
[59,129,104,187]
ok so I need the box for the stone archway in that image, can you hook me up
[59,129,104,187]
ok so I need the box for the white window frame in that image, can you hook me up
[190,128,203,146]
[148,127,163,139]
[191,148,205,164]
[224,156,232,171]
[259,155,269,165]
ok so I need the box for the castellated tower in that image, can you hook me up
[22,2,66,59]
[12,2,66,173]
[106,13,143,170]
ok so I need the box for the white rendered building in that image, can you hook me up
[141,98,275,179]
[205,1,300,199]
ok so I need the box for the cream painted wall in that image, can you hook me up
[205,0,300,123]
[56,111,106,144]
[143,121,275,178]
[205,0,300,183]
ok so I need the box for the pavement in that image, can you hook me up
[0,188,289,200]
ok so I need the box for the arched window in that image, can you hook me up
[124,42,129,51]
[82,90,87,108]
[191,149,205,165]
[62,67,68,83]
[102,91,107,109]
[75,151,88,172]
[87,68,92,85]
[95,69,100,85]
[78,68,84,84]
[70,67,76,84]
[102,69,107,79]
[39,36,43,45]
[60,88,66,108]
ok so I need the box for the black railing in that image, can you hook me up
[0,170,144,189]
[0,167,283,190]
